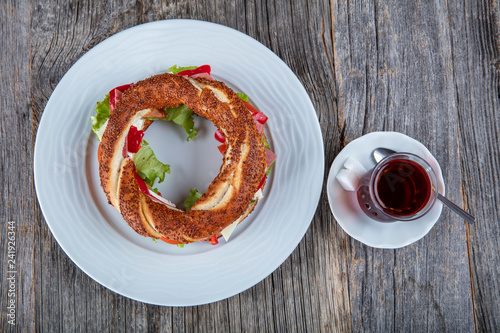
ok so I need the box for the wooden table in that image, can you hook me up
[2,0,499,331]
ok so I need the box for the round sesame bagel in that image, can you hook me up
[98,73,267,243]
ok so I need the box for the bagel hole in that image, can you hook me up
[141,115,223,208]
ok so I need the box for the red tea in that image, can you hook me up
[375,159,431,216]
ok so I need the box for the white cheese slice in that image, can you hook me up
[221,219,239,241]
[221,189,263,241]
[96,119,108,141]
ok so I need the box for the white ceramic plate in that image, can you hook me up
[34,20,324,306]
[327,132,445,249]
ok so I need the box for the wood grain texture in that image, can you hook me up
[1,0,499,332]
[447,1,500,332]
[331,1,478,331]
[0,1,36,332]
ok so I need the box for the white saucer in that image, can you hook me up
[326,132,445,248]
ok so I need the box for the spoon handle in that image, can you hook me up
[437,193,475,224]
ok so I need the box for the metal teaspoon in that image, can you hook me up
[372,148,475,224]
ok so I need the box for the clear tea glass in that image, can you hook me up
[356,153,438,222]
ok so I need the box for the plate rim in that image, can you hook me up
[33,19,325,306]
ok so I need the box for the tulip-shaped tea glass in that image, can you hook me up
[356,153,438,222]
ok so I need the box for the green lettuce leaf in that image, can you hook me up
[184,189,202,211]
[162,105,198,141]
[266,161,275,176]
[237,93,249,103]
[90,94,110,141]
[262,136,275,175]
[133,146,171,187]
[167,65,198,75]
[262,136,271,150]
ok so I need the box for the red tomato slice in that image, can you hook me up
[109,83,133,112]
[160,237,182,245]
[134,172,169,204]
[97,144,102,163]
[177,65,211,77]
[214,129,225,143]
[127,126,144,153]
[218,144,226,154]
[252,111,268,125]
[257,175,266,190]
[242,102,268,124]
[243,101,258,114]
[134,173,150,194]
[209,235,219,245]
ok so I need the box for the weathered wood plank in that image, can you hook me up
[24,0,351,331]
[2,0,499,331]
[447,0,500,331]
[0,1,36,332]
[264,0,354,331]
[331,0,477,331]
